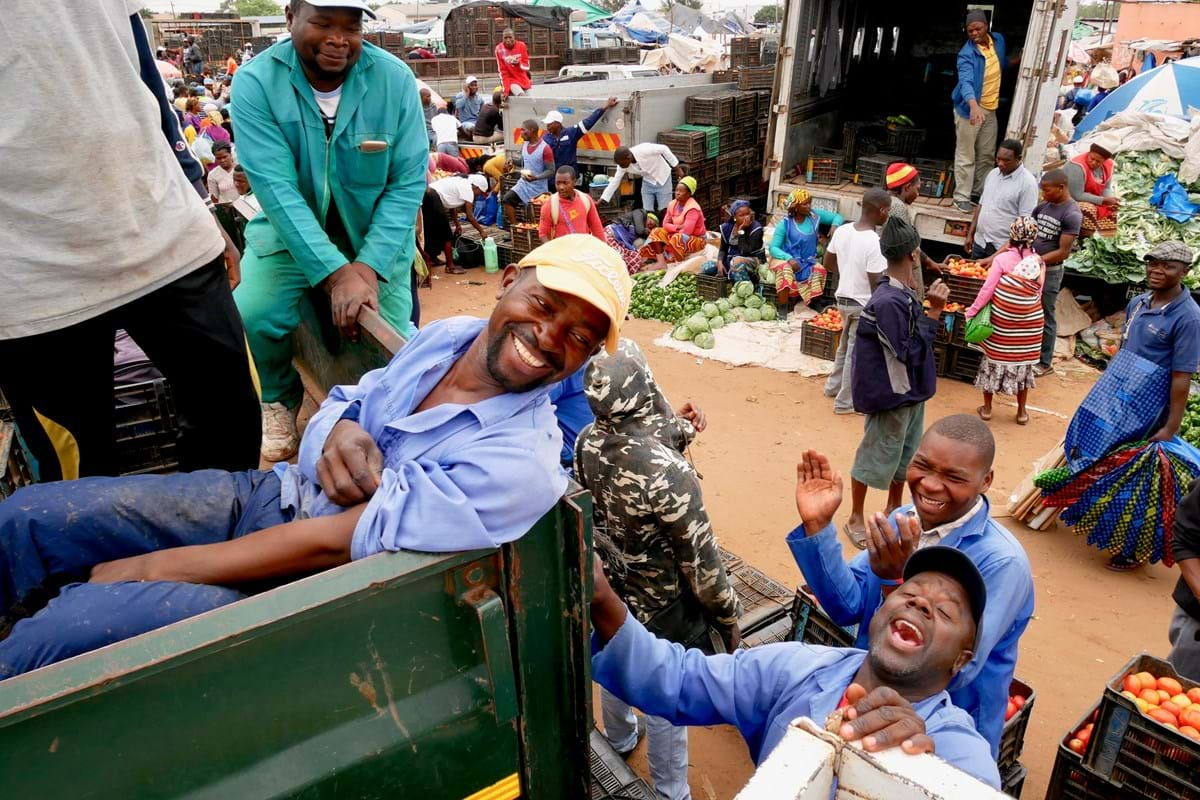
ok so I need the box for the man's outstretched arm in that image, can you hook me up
[90,506,367,586]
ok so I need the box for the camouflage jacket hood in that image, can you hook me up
[574,340,739,633]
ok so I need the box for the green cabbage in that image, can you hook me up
[716,298,731,313]
[693,331,716,349]
[709,315,725,329]
[745,294,764,309]
[744,307,762,322]
[729,292,745,308]
[722,310,737,325]
[701,302,720,318]
[735,281,755,298]
[686,313,710,335]
[759,304,778,321]
[758,264,774,284]
[672,324,694,341]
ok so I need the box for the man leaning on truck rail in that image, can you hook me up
[0,236,631,683]
[231,0,429,463]
[951,10,1005,214]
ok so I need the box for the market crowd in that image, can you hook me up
[2,4,1199,800]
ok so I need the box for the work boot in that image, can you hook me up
[260,401,299,462]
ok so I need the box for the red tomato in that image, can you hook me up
[1068,738,1085,754]
[1005,701,1017,722]
[1124,674,1144,694]
[1158,677,1184,696]
[1077,727,1092,747]
[1012,695,1026,710]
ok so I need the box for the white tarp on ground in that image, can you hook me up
[640,32,725,73]
[1069,110,1200,183]
[653,310,834,376]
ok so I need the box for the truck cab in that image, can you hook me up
[764,0,1080,245]
[554,64,662,82]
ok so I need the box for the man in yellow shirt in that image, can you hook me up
[951,10,1006,213]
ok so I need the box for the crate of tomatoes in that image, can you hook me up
[801,307,843,360]
[1085,653,1200,797]
[998,678,1036,774]
[1046,703,1125,799]
[943,257,989,307]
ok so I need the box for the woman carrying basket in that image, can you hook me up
[964,216,1046,426]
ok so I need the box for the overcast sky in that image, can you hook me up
[139,1,777,13]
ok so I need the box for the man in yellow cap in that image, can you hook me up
[0,236,630,680]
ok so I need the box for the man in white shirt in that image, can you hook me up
[0,1,259,480]
[431,111,461,157]
[822,188,892,425]
[600,143,685,217]
[422,174,489,273]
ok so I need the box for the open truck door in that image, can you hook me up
[1006,0,1081,164]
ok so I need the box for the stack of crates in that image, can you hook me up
[913,157,953,199]
[657,127,712,163]
[737,66,774,90]
[589,728,656,799]
[729,36,761,68]
[113,380,179,476]
[685,92,738,128]
[443,5,568,59]
[806,147,844,185]
[855,153,901,187]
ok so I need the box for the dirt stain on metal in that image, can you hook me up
[48,737,59,754]
[367,622,418,753]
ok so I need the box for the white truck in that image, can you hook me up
[763,0,1081,245]
[503,74,737,171]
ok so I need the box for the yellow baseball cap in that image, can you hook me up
[517,235,632,354]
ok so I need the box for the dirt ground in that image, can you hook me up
[420,269,1180,800]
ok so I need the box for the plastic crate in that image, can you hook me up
[113,379,178,476]
[738,608,793,650]
[728,563,794,620]
[737,66,773,90]
[718,126,736,154]
[696,273,728,301]
[1000,761,1027,799]
[946,273,987,307]
[855,153,900,187]
[998,678,1036,774]
[913,157,952,199]
[822,269,839,298]
[734,91,757,122]
[1046,703,1125,800]
[842,120,886,170]
[590,728,656,800]
[676,124,720,159]
[885,126,926,159]
[801,321,841,360]
[509,224,538,253]
[948,311,969,346]
[934,342,951,377]
[1085,653,1200,799]
[933,311,955,344]
[0,420,35,501]
[685,92,737,126]
[948,346,982,383]
[719,547,744,572]
[789,591,855,647]
[717,152,741,180]
[807,149,844,185]
[711,68,733,84]
[658,128,710,163]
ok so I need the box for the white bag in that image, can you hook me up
[191,132,214,163]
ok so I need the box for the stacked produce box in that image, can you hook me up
[442,4,569,59]
[1047,654,1200,799]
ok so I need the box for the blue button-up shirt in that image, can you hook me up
[276,316,567,559]
[542,106,607,171]
[592,613,1000,789]
[1123,291,1200,374]
[787,499,1034,756]
[548,364,593,466]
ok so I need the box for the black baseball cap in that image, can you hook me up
[902,546,987,633]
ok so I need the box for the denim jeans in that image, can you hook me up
[642,179,674,216]
[601,687,691,800]
[1039,265,1065,367]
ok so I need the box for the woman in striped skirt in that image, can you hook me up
[964,216,1046,425]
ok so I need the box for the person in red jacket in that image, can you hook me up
[495,28,532,97]
[639,176,706,270]
[539,167,604,242]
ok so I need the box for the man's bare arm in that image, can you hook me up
[90,506,367,586]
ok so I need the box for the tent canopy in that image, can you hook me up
[1074,56,1200,139]
[530,0,611,24]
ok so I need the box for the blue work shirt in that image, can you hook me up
[542,106,607,171]
[951,32,1006,119]
[1123,291,1200,375]
[592,613,1001,789]
[454,91,483,125]
[278,316,567,559]
[549,364,593,465]
[787,499,1034,756]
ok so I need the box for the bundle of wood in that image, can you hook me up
[1008,441,1066,531]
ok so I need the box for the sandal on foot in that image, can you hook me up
[1016,412,1029,425]
[1105,555,1141,572]
[842,522,867,550]
[446,265,466,275]
[977,405,992,421]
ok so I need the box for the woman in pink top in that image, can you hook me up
[639,176,706,270]
[965,216,1046,425]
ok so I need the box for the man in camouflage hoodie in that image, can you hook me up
[575,339,739,800]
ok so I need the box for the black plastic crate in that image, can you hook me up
[0,420,35,501]
[657,129,709,163]
[855,153,900,188]
[1086,653,1200,800]
[1000,761,1027,799]
[728,563,794,620]
[696,273,728,301]
[737,66,773,90]
[717,152,741,180]
[719,547,744,572]
[789,591,855,647]
[913,157,952,199]
[114,379,178,476]
[590,728,656,800]
[1046,703,1125,800]
[946,272,987,307]
[885,126,926,159]
[801,321,840,360]
[948,346,982,384]
[685,92,737,126]
[998,678,1036,774]
[842,120,886,170]
[934,341,951,377]
[808,148,843,185]
[734,91,757,122]
[738,608,793,650]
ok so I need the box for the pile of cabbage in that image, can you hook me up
[629,271,703,324]
[1066,150,1200,286]
[670,281,779,349]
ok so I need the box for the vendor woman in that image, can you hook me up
[703,199,764,283]
[1108,240,1200,570]
[640,176,706,269]
[767,188,844,305]
[1065,143,1119,237]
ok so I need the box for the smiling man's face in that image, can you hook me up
[905,431,993,528]
[287,2,364,86]
[485,268,610,393]
[867,572,975,686]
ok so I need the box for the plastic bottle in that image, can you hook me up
[483,236,498,273]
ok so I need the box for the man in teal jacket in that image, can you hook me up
[232,0,427,460]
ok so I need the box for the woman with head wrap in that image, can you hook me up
[605,209,657,275]
[1065,142,1119,237]
[702,199,764,283]
[767,188,844,305]
[963,215,1046,424]
[639,176,707,269]
[198,104,231,148]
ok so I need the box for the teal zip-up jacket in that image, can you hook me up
[231,40,427,286]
